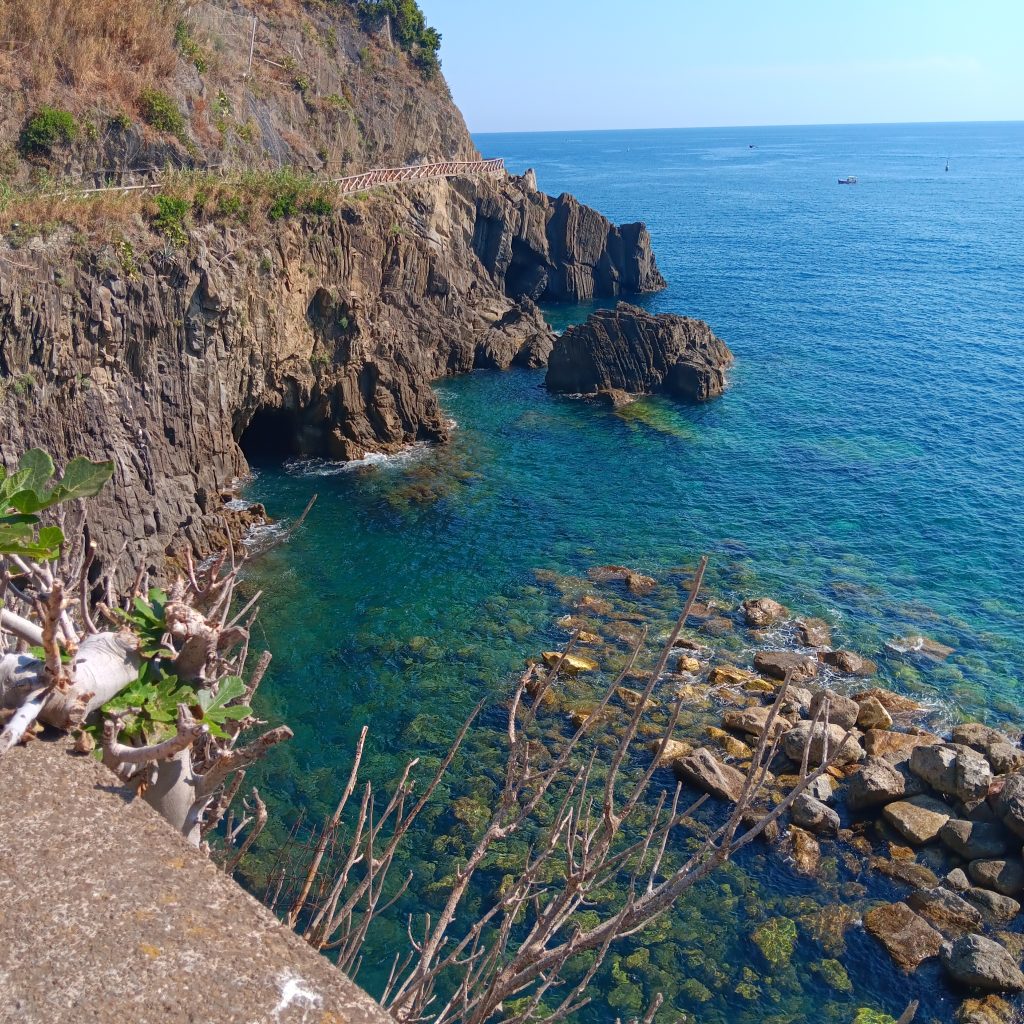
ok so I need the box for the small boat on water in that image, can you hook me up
[838,175,858,185]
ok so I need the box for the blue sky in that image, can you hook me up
[418,0,1024,132]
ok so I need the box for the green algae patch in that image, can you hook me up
[812,958,853,992]
[615,398,698,440]
[752,917,797,968]
[852,1011,898,1024]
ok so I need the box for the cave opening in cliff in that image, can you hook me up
[239,407,300,463]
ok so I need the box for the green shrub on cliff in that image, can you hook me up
[151,194,189,243]
[355,0,442,77]
[18,107,78,156]
[139,88,186,137]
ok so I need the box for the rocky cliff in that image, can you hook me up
[0,1,664,580]
[546,304,733,403]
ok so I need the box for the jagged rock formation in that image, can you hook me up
[545,303,733,402]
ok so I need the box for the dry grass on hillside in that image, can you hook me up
[0,0,179,107]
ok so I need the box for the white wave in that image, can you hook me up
[284,443,431,477]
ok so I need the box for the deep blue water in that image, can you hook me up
[244,123,1024,1023]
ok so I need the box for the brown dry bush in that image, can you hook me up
[0,0,180,107]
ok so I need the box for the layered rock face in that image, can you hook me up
[0,172,660,579]
[545,303,733,401]
[468,173,666,304]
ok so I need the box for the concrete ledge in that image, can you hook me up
[0,734,394,1024]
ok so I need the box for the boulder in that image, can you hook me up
[856,696,894,731]
[792,793,840,835]
[992,774,1024,838]
[676,655,701,674]
[953,723,1013,754]
[806,775,834,802]
[846,756,923,811]
[883,795,954,845]
[940,934,1024,993]
[673,747,745,802]
[809,689,860,730]
[546,303,733,402]
[782,686,814,714]
[967,859,1024,898]
[945,868,972,892]
[988,743,1024,776]
[940,820,1010,860]
[742,597,789,629]
[722,706,787,741]
[865,729,942,763]
[853,687,927,714]
[908,887,984,936]
[708,664,757,687]
[782,721,864,767]
[910,744,993,804]
[753,651,818,684]
[820,650,877,676]
[795,618,832,648]
[647,737,693,765]
[863,902,943,971]
[961,888,1021,925]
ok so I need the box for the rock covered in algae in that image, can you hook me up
[751,916,797,968]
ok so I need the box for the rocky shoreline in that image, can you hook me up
[530,567,1024,1024]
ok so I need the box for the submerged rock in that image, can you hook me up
[545,303,733,402]
[908,887,984,936]
[864,901,944,971]
[954,995,1016,1024]
[940,934,1024,993]
[795,618,832,648]
[541,651,599,674]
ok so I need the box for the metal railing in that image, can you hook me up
[332,158,505,196]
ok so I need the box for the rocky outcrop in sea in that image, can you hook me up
[545,303,733,403]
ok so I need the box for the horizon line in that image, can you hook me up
[471,118,1024,136]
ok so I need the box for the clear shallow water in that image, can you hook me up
[243,123,1024,1023]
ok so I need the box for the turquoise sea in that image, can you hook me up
[243,123,1024,1023]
